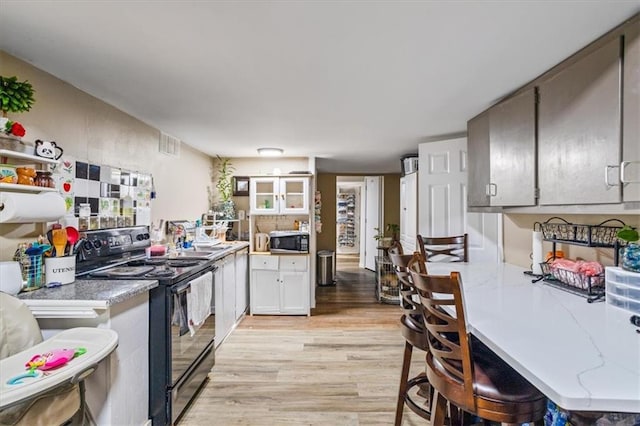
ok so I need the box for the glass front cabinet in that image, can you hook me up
[250,176,309,215]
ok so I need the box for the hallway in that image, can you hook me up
[179,263,427,425]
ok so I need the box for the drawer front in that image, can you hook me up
[279,256,308,272]
[251,255,278,270]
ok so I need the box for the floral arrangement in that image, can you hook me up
[0,117,26,137]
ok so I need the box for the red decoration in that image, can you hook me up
[9,122,25,137]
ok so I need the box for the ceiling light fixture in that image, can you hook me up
[257,147,284,156]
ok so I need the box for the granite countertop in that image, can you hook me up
[17,279,158,309]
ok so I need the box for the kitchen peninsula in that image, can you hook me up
[18,279,157,426]
[425,262,640,414]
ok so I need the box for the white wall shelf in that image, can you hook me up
[0,149,59,165]
[0,182,58,192]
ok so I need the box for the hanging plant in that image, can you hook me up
[0,76,36,116]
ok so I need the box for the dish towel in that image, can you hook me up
[186,271,213,337]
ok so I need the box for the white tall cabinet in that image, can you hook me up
[249,175,312,316]
[399,172,418,253]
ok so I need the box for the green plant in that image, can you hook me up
[373,224,400,242]
[0,76,36,116]
[617,225,639,243]
[215,155,235,202]
[386,223,400,241]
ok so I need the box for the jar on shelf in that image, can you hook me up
[16,167,36,185]
[34,171,55,188]
[79,203,91,219]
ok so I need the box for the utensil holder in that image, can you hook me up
[44,255,76,286]
[22,254,44,291]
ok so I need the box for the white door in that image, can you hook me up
[362,176,382,270]
[222,255,236,338]
[280,177,309,214]
[214,265,224,347]
[250,177,279,215]
[418,138,502,263]
[280,271,309,314]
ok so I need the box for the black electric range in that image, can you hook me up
[75,226,217,425]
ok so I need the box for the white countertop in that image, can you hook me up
[424,262,640,413]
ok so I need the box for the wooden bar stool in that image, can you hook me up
[388,244,431,425]
[407,256,547,426]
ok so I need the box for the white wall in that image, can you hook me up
[0,52,213,259]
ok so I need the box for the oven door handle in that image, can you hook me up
[172,283,191,295]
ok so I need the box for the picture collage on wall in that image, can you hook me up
[50,155,152,227]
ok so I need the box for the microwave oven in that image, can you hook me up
[269,231,309,254]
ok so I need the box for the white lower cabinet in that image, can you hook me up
[235,248,249,320]
[215,249,249,348]
[250,254,310,315]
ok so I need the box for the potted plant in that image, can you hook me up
[0,76,35,139]
[373,226,394,248]
[214,156,235,221]
[617,225,640,273]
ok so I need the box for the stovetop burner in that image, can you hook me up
[128,258,167,266]
[145,269,175,278]
[166,259,200,267]
[92,266,155,278]
[125,258,203,268]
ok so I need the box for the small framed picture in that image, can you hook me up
[233,176,250,196]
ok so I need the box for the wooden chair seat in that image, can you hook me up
[428,341,545,404]
[400,314,427,347]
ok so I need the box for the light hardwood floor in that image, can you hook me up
[178,261,428,425]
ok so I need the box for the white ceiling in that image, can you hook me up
[1,1,639,173]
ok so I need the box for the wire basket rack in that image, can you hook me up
[375,256,400,304]
[535,217,627,247]
[540,262,605,299]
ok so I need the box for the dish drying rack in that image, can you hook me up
[533,217,628,302]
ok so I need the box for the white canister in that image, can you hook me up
[45,255,76,285]
[0,261,24,295]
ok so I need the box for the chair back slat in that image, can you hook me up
[388,243,418,314]
[417,234,469,263]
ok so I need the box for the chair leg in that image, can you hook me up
[430,390,448,426]
[394,341,413,426]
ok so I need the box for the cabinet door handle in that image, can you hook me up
[605,165,620,187]
[620,161,640,184]
[485,183,497,196]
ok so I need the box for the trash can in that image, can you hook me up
[317,250,336,286]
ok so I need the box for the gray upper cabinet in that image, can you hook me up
[467,110,491,207]
[538,37,622,205]
[622,24,640,202]
[467,88,536,208]
[488,88,537,206]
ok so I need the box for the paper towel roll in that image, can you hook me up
[0,191,66,223]
[532,230,544,275]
